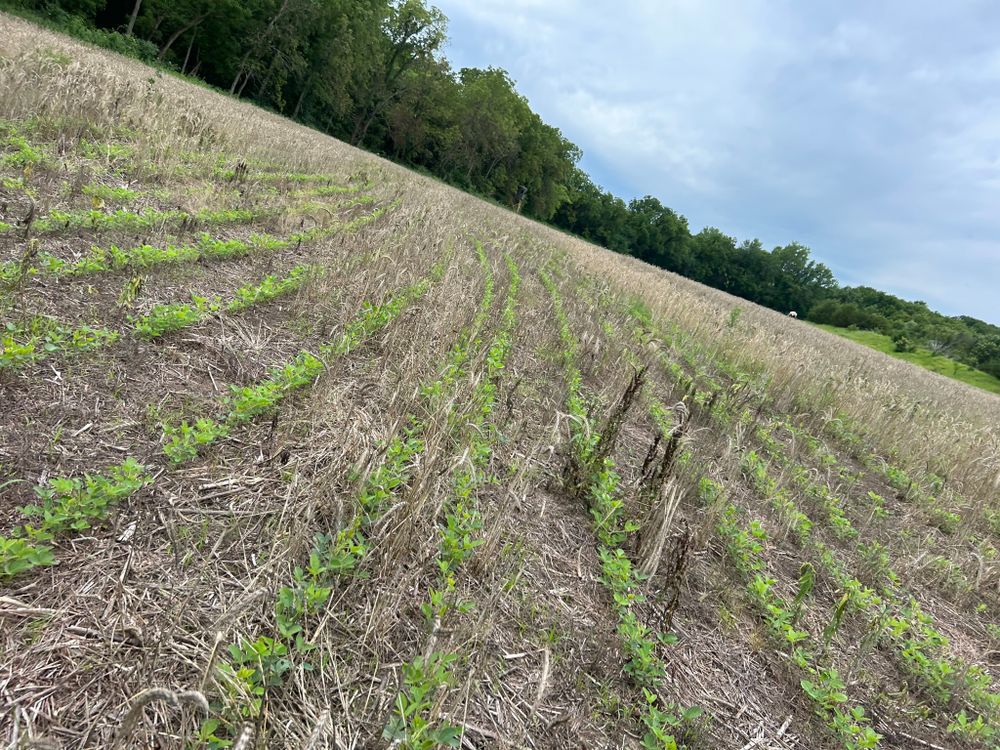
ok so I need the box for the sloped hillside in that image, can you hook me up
[2,15,1000,750]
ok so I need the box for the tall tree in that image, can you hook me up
[349,0,446,146]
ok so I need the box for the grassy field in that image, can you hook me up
[2,14,1000,750]
[810,322,1000,395]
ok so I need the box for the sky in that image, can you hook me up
[433,0,1000,324]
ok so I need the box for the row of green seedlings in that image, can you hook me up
[161,251,447,464]
[755,419,992,607]
[780,407,977,539]
[64,178,364,214]
[758,413,998,617]
[627,295,946,529]
[622,301,744,426]
[1,315,117,371]
[0,205,389,372]
[612,291,880,749]
[212,164,359,186]
[738,446,1000,745]
[571,275,706,732]
[647,307,998,742]
[1,122,354,214]
[1,120,140,179]
[0,125,371,233]
[212,243,505,747]
[386,247,523,749]
[615,297,882,748]
[708,479,883,749]
[0,198,385,284]
[828,415,998,543]
[752,426,863,544]
[1,264,317,371]
[767,397,1000,611]
[132,264,318,339]
[622,292,1000,746]
[2,205,267,237]
[631,300,994,591]
[4,180,143,210]
[201,277,449,745]
[1,128,48,179]
[0,255,446,582]
[0,122,350,207]
[712,314,979,541]
[0,457,151,578]
[0,183,374,238]
[656,308,994,598]
[541,268,702,750]
[1,119,251,192]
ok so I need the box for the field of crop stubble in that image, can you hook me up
[2,13,1000,750]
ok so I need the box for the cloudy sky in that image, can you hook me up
[434,0,1000,324]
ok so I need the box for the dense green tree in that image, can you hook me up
[348,0,445,146]
[770,242,837,313]
[626,196,691,273]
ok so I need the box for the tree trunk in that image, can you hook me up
[181,31,196,74]
[351,106,377,146]
[157,14,207,62]
[125,0,142,36]
[255,52,281,101]
[291,74,312,120]
[229,0,291,95]
[237,72,253,98]
[229,55,251,94]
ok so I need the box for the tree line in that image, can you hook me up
[6,0,1000,378]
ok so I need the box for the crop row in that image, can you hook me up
[738,446,1000,745]
[600,282,1000,748]
[2,205,264,237]
[1,315,117,371]
[629,291,1000,745]
[595,290,879,748]
[621,288,997,616]
[387,246,522,748]
[133,264,317,339]
[542,268,702,750]
[0,458,151,578]
[628,289,992,550]
[214,242,512,745]
[710,482,883,749]
[753,420,994,607]
[161,252,445,464]
[2,203,388,374]
[0,256,446,581]
[1,202,390,284]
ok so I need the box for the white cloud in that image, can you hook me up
[437,0,1000,323]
